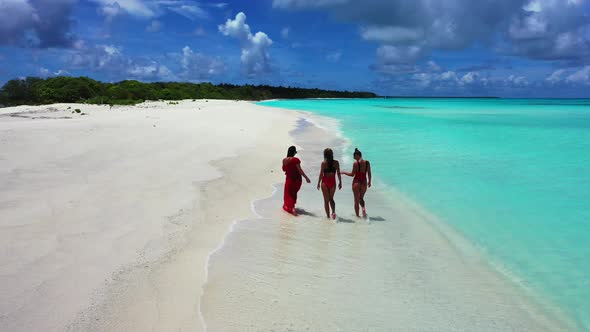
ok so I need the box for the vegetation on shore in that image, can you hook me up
[0,76,377,106]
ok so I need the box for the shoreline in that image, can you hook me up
[200,177,284,331]
[300,108,579,331]
[202,110,572,331]
[375,181,579,331]
[309,110,579,330]
[259,102,581,331]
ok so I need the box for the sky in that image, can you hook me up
[0,0,589,97]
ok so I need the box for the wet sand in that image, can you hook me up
[200,115,571,331]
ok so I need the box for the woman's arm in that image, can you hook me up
[297,164,311,183]
[367,161,372,188]
[317,161,324,190]
[342,162,357,177]
[336,161,342,190]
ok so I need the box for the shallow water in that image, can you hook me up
[201,116,569,331]
[259,98,590,330]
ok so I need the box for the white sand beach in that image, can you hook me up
[0,100,571,331]
[0,100,297,331]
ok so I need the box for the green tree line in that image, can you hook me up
[0,76,377,106]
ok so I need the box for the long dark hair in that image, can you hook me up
[324,148,334,170]
[287,145,297,157]
[354,147,362,158]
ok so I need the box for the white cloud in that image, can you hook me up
[39,67,70,77]
[509,12,548,40]
[0,0,77,48]
[39,67,51,77]
[67,44,126,70]
[93,0,210,20]
[219,12,251,40]
[440,71,458,81]
[566,66,590,84]
[193,26,206,36]
[374,63,570,95]
[546,69,566,83]
[461,72,479,84]
[103,45,121,56]
[61,41,226,81]
[508,0,590,60]
[413,69,494,88]
[281,27,290,39]
[426,61,442,72]
[361,26,424,44]
[545,67,590,85]
[375,45,424,65]
[412,72,432,87]
[326,51,342,62]
[507,74,529,86]
[0,0,36,40]
[209,3,229,9]
[523,0,543,12]
[54,69,70,76]
[127,63,175,80]
[274,0,590,64]
[146,20,162,32]
[273,0,348,8]
[99,2,124,21]
[219,12,274,76]
[92,0,154,17]
[180,46,226,79]
[168,4,208,20]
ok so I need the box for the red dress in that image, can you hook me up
[282,157,302,213]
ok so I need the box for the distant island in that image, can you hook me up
[0,76,378,107]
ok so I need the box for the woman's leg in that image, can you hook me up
[352,182,361,217]
[283,180,291,211]
[284,179,302,214]
[321,183,330,218]
[359,183,368,217]
[329,186,336,217]
[291,180,302,214]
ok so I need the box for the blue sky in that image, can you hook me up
[1,0,589,97]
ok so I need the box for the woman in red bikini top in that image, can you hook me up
[317,148,342,220]
[343,148,372,218]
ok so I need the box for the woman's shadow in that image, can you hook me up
[337,216,386,223]
[294,209,386,223]
[294,208,318,217]
[336,217,356,223]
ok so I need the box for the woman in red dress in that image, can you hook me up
[282,146,311,215]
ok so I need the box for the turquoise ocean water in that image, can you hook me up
[259,98,590,330]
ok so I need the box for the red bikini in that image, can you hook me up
[322,162,337,189]
[353,160,368,185]
[322,173,336,188]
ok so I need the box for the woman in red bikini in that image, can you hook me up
[317,148,342,219]
[282,146,311,215]
[343,148,372,218]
